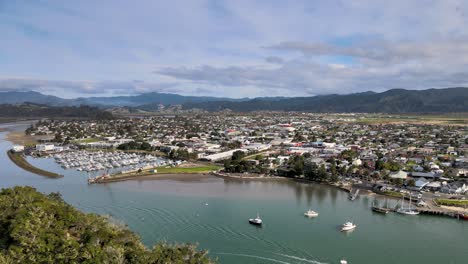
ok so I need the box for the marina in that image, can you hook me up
[52,150,177,174]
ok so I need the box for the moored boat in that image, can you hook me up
[396,194,419,215]
[457,213,468,220]
[249,213,262,226]
[304,209,319,217]
[340,221,356,231]
[371,199,391,214]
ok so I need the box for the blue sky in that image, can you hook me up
[1,0,468,98]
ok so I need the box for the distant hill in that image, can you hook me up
[0,91,247,107]
[0,91,71,105]
[0,88,467,113]
[181,88,468,113]
[0,103,114,119]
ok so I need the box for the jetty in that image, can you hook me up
[7,150,63,178]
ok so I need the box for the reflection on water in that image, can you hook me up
[0,122,467,264]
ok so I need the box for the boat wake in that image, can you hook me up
[274,253,328,264]
[214,252,292,264]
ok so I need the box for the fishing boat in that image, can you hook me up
[249,213,262,226]
[396,194,419,215]
[371,199,392,214]
[341,221,356,231]
[304,209,319,217]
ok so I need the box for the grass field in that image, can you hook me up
[356,114,468,125]
[7,151,63,178]
[435,199,468,207]
[154,165,221,174]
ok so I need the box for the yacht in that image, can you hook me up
[371,199,391,214]
[249,213,263,226]
[340,221,356,231]
[304,209,319,217]
[396,194,419,215]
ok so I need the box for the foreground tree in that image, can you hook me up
[0,186,214,264]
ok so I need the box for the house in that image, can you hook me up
[389,170,408,179]
[410,172,436,179]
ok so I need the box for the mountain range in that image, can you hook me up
[0,88,467,113]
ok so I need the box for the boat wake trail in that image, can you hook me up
[274,253,328,264]
[214,252,292,264]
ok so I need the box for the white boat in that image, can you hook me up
[340,260,348,264]
[304,209,319,217]
[341,221,356,231]
[249,213,262,226]
[396,194,420,215]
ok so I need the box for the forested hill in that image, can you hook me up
[0,186,214,263]
[0,103,114,119]
[182,88,468,113]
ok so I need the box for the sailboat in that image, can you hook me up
[371,198,391,214]
[396,194,419,215]
[249,212,263,226]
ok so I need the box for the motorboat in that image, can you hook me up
[304,209,319,217]
[341,221,356,231]
[249,213,262,226]
[340,260,348,264]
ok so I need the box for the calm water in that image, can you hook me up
[0,122,467,264]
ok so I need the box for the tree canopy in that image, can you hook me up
[0,186,214,264]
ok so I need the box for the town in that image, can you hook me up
[13,113,466,193]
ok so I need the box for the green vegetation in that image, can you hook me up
[7,150,63,178]
[155,165,221,174]
[0,186,215,264]
[435,199,468,207]
[168,149,198,160]
[382,191,404,198]
[0,103,113,119]
[118,141,155,151]
[224,150,269,174]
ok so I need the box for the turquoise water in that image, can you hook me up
[0,122,467,264]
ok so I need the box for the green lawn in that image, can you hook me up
[155,165,222,174]
[435,199,468,206]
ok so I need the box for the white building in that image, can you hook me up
[12,145,25,152]
[36,144,55,152]
[201,149,247,162]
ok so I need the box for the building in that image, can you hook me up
[389,170,408,180]
[200,149,247,162]
[12,145,24,152]
[36,144,55,152]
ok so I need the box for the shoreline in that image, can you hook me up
[7,150,63,178]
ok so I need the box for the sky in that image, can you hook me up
[1,0,468,98]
